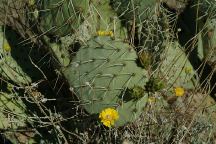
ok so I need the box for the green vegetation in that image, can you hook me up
[1,0,216,143]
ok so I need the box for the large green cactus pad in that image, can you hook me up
[63,37,148,126]
[37,0,89,37]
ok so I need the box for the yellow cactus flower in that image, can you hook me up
[148,96,156,103]
[108,31,114,37]
[174,87,184,97]
[3,42,11,52]
[99,108,119,128]
[97,30,114,37]
[97,30,103,36]
[184,67,192,74]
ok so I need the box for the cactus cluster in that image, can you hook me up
[34,0,154,126]
[1,0,216,138]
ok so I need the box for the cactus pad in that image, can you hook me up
[63,37,149,126]
[37,0,89,37]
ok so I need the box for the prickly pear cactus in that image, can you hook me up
[197,0,216,18]
[63,37,148,126]
[159,41,197,89]
[202,19,216,67]
[36,0,89,37]
[0,27,51,86]
[111,0,157,24]
[0,0,28,37]
[0,27,32,85]
[111,0,168,71]
[0,91,27,129]
[0,90,37,143]
[88,0,127,39]
[196,0,216,71]
[42,35,72,67]
[67,0,128,43]
[37,0,128,67]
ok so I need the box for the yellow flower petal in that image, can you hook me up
[109,31,114,37]
[185,67,192,74]
[3,42,11,52]
[102,120,111,128]
[101,31,105,36]
[99,108,119,127]
[174,87,184,97]
[148,96,156,103]
[96,30,114,37]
